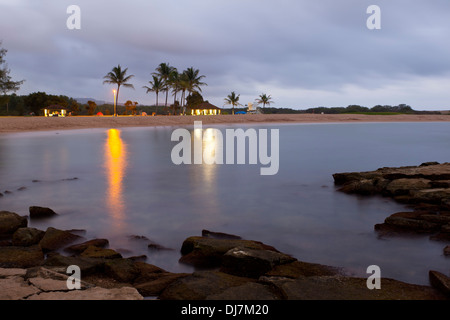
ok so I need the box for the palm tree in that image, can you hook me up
[153,63,174,110]
[143,75,165,114]
[182,67,207,114]
[168,68,181,114]
[178,72,190,115]
[255,93,273,108]
[224,91,241,115]
[103,65,135,116]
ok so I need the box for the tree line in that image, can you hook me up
[103,63,206,116]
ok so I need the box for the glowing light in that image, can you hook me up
[104,129,127,230]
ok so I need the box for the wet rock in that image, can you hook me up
[126,255,147,261]
[265,260,343,278]
[43,253,104,275]
[104,258,140,283]
[337,178,386,195]
[220,247,296,278]
[0,240,11,247]
[61,177,78,181]
[159,271,254,300]
[202,229,242,240]
[127,235,150,241]
[429,270,450,296]
[384,216,440,233]
[147,242,174,251]
[0,245,44,268]
[179,236,279,268]
[39,227,82,252]
[80,246,122,259]
[29,206,58,219]
[0,211,28,235]
[64,238,109,254]
[444,246,450,256]
[385,178,431,196]
[12,227,45,247]
[132,261,166,284]
[206,282,282,300]
[260,275,447,300]
[134,273,190,297]
[17,187,27,191]
[421,214,450,224]
[410,188,450,204]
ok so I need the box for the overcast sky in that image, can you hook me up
[1,0,450,110]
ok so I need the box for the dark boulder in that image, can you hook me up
[43,253,105,275]
[179,236,279,269]
[39,227,83,252]
[103,258,140,283]
[0,211,28,235]
[134,273,190,297]
[80,246,122,259]
[12,227,45,246]
[429,270,450,296]
[29,206,58,219]
[0,245,44,268]
[220,246,296,278]
[64,238,109,254]
[202,229,242,240]
[159,271,254,300]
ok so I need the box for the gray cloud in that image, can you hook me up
[1,0,450,109]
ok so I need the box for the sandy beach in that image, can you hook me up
[0,113,449,134]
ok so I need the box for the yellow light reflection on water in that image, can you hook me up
[105,129,127,230]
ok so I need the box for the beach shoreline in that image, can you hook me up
[0,114,449,134]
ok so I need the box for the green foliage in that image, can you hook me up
[86,100,97,115]
[0,41,24,96]
[185,91,204,109]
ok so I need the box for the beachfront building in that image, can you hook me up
[190,101,222,116]
[43,105,68,117]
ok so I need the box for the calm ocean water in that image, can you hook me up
[0,121,449,285]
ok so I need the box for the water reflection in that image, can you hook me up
[191,127,220,220]
[104,129,128,231]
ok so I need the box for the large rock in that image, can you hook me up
[103,258,140,283]
[12,227,45,247]
[179,236,279,268]
[220,246,296,278]
[159,271,254,300]
[260,275,447,300]
[385,178,431,196]
[80,246,122,259]
[0,211,28,235]
[265,260,343,278]
[64,238,109,254]
[43,253,105,275]
[206,282,282,300]
[0,245,44,268]
[134,273,190,297]
[383,216,440,233]
[429,270,450,296]
[39,227,82,252]
[29,206,58,219]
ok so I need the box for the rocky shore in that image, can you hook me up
[333,161,450,296]
[0,206,449,300]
